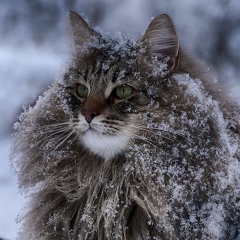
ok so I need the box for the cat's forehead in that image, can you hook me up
[84,58,135,94]
[76,49,137,83]
[78,36,138,67]
[63,35,142,94]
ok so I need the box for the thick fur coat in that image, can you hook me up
[11,12,240,239]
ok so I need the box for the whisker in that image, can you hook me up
[114,130,130,142]
[127,124,175,142]
[127,122,187,140]
[30,126,71,146]
[19,128,70,158]
[45,131,74,159]
[45,128,71,139]
[36,123,69,132]
[29,121,71,136]
[28,131,77,171]
[106,122,162,149]
[37,126,71,136]
[36,122,70,129]
[120,129,161,150]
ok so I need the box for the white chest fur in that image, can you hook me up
[82,131,129,160]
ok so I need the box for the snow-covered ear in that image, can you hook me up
[141,14,179,71]
[68,11,98,49]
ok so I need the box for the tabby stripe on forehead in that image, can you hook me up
[110,57,121,83]
[111,67,120,83]
[84,69,89,81]
[93,60,104,80]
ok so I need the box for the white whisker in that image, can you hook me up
[127,121,188,140]
[120,129,160,150]
[126,124,175,142]
[42,127,71,137]
[37,122,69,129]
[45,131,74,159]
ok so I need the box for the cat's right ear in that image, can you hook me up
[68,11,98,49]
[141,14,179,71]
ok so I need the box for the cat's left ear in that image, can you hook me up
[141,14,179,71]
[68,11,98,49]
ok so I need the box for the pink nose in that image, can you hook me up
[81,108,100,123]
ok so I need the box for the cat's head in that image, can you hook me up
[57,12,180,161]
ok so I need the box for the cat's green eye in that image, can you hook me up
[115,85,134,99]
[76,84,89,98]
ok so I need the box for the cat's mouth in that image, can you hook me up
[82,123,103,135]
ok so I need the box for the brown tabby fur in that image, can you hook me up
[11,11,240,239]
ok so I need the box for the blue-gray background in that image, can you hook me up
[0,0,239,239]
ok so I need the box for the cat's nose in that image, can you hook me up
[81,108,100,123]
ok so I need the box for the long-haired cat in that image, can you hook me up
[11,11,240,239]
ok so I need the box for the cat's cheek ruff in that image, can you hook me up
[81,131,130,161]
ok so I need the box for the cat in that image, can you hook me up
[11,11,240,240]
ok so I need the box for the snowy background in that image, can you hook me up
[0,0,239,239]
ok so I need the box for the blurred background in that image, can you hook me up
[0,0,239,239]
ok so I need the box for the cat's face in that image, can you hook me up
[56,12,179,161]
[63,53,150,160]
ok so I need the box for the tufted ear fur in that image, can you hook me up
[141,14,179,71]
[68,11,98,49]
